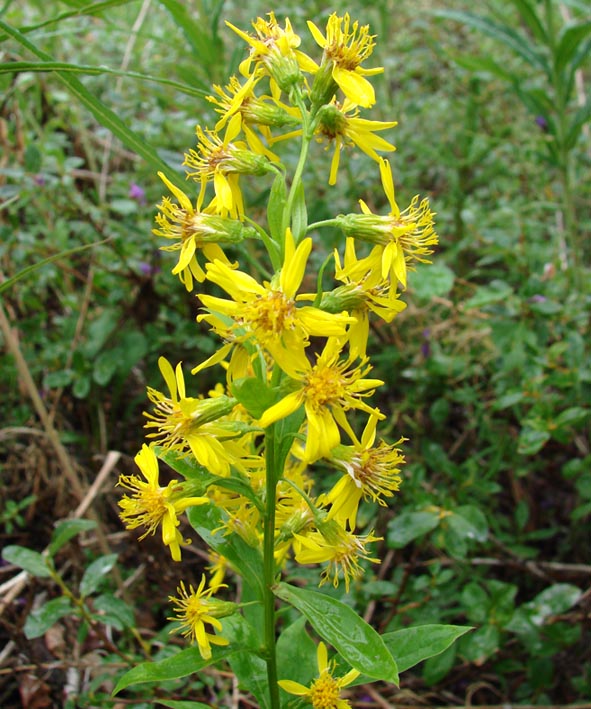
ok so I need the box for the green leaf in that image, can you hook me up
[0,239,109,295]
[462,624,500,664]
[464,279,513,309]
[432,10,549,74]
[423,643,456,685]
[268,173,287,243]
[113,646,236,694]
[386,510,441,548]
[0,20,185,190]
[2,545,51,578]
[555,20,591,76]
[448,505,488,543]
[526,583,582,623]
[24,597,73,639]
[553,406,589,430]
[93,351,119,386]
[449,52,514,82]
[157,702,211,709]
[274,583,398,684]
[277,616,318,689]
[411,263,455,303]
[518,426,551,455]
[566,98,591,150]
[223,616,270,709]
[0,61,208,98]
[158,449,215,485]
[93,594,135,630]
[157,0,222,75]
[512,0,547,44]
[115,331,148,375]
[79,553,118,598]
[382,625,473,673]
[231,376,277,418]
[187,505,264,600]
[49,519,97,555]
[291,182,308,244]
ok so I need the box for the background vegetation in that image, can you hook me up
[1,0,589,706]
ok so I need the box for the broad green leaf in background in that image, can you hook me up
[386,509,441,548]
[79,553,118,597]
[48,518,97,556]
[382,624,473,673]
[93,594,135,630]
[2,545,51,578]
[24,597,73,639]
[223,615,271,709]
[274,582,399,684]
[411,262,455,303]
[276,616,318,689]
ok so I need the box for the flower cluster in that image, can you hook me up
[117,12,437,694]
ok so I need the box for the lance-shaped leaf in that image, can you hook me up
[274,582,398,684]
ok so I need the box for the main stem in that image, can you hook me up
[263,424,280,709]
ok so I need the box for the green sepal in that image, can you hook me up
[274,582,399,684]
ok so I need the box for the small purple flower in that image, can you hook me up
[530,294,547,303]
[129,183,146,205]
[33,174,46,186]
[535,116,548,132]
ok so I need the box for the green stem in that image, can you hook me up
[263,424,280,709]
[308,218,340,231]
[282,91,314,249]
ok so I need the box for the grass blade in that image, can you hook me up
[0,18,185,188]
[0,60,209,96]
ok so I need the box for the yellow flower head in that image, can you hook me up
[144,357,248,476]
[259,337,384,462]
[294,521,381,591]
[315,98,397,185]
[154,172,250,291]
[199,229,355,378]
[331,237,406,357]
[308,13,382,108]
[226,13,315,93]
[278,641,361,708]
[184,126,273,219]
[323,414,405,529]
[337,158,438,291]
[117,444,208,561]
[168,576,235,660]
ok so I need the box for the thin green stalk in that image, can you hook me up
[263,424,280,709]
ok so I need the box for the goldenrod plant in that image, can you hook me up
[113,12,470,707]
